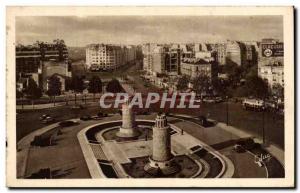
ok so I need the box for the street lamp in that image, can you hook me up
[226,95,229,126]
[262,97,266,144]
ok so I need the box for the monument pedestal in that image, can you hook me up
[144,157,180,176]
[117,100,140,138]
[144,113,180,176]
[116,127,140,138]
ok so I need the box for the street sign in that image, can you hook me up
[261,43,284,57]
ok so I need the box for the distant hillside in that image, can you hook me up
[68,47,86,62]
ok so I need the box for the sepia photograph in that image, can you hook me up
[6,6,294,188]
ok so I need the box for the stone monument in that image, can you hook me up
[144,113,180,176]
[116,99,140,138]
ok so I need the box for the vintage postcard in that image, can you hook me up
[6,6,294,188]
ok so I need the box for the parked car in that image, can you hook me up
[236,138,256,150]
[80,115,92,121]
[214,97,223,103]
[202,97,215,103]
[39,114,50,120]
[233,144,245,153]
[71,105,86,109]
[59,120,77,127]
[203,97,223,103]
[41,116,55,124]
[97,112,107,117]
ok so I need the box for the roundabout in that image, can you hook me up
[16,104,284,179]
[76,102,233,178]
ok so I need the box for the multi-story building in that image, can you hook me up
[124,45,136,65]
[258,64,284,88]
[142,43,157,73]
[243,44,258,66]
[16,41,69,85]
[152,46,166,74]
[180,58,217,80]
[143,44,181,76]
[180,44,194,59]
[258,39,284,67]
[16,40,70,91]
[226,41,242,66]
[86,44,136,71]
[215,43,227,65]
[165,48,181,75]
[16,45,42,74]
[257,39,284,89]
[39,41,68,62]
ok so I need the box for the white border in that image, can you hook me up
[5,6,294,188]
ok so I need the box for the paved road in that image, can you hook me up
[19,114,271,178]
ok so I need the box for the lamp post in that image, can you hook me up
[226,96,229,126]
[262,98,266,144]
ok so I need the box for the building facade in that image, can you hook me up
[257,39,284,89]
[16,45,42,74]
[226,41,242,66]
[142,44,181,76]
[152,46,166,74]
[258,39,284,67]
[215,43,227,65]
[86,44,136,71]
[16,40,69,91]
[258,65,284,88]
[165,48,181,75]
[142,43,157,73]
[180,58,217,80]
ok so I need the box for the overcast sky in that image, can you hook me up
[16,16,283,47]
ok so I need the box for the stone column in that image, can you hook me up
[116,100,139,138]
[144,113,180,176]
[152,115,172,161]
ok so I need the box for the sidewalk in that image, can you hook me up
[16,101,100,110]
[17,102,66,110]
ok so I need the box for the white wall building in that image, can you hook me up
[258,65,284,88]
[86,44,136,71]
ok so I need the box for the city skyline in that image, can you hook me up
[16,16,283,47]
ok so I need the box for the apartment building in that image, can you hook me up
[180,58,217,80]
[142,43,157,73]
[215,43,227,65]
[258,64,284,88]
[226,41,242,66]
[258,39,284,67]
[16,40,70,91]
[86,44,136,71]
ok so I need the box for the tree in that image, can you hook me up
[24,78,42,108]
[106,79,124,93]
[212,79,228,97]
[53,39,67,61]
[224,59,243,86]
[192,73,212,97]
[70,75,85,105]
[245,65,258,78]
[272,83,284,99]
[65,77,72,91]
[177,75,190,91]
[46,75,62,106]
[243,75,269,99]
[88,76,102,101]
